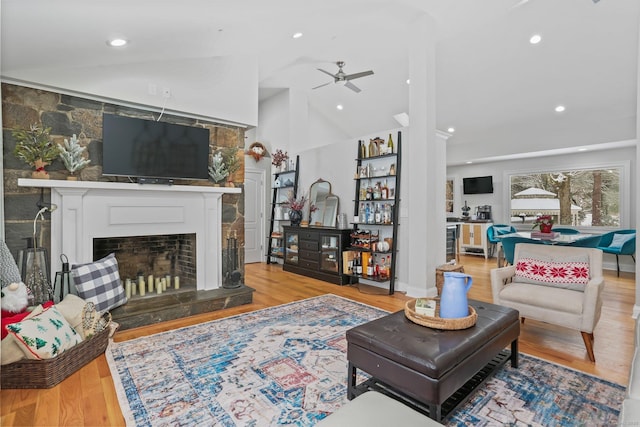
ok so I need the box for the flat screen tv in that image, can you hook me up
[102,113,210,181]
[463,175,494,194]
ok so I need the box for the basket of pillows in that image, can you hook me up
[1,243,122,389]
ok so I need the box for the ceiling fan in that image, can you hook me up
[312,61,374,93]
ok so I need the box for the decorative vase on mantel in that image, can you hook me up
[541,224,553,233]
[32,159,50,180]
[289,209,303,227]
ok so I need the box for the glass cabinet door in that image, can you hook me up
[285,232,299,264]
[320,234,339,273]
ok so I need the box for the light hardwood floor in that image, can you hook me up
[1,255,635,426]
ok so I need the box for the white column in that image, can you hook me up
[51,187,89,268]
[405,12,445,298]
[203,193,223,291]
[634,15,640,318]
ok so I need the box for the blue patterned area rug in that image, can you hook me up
[106,294,625,426]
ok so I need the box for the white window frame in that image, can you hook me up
[503,160,631,231]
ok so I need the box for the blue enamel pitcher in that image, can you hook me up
[440,272,473,318]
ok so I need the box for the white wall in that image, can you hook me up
[296,127,410,293]
[448,145,637,272]
[3,56,259,126]
[257,91,290,154]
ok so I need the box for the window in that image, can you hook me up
[446,179,454,213]
[508,166,623,228]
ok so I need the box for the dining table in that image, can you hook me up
[495,231,596,267]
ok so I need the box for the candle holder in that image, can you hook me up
[53,254,73,303]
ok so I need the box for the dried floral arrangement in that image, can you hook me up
[271,149,289,167]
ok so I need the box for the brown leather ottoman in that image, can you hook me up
[346,299,519,421]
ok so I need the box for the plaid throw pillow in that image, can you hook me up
[72,253,127,313]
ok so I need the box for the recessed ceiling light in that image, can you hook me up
[447,127,455,133]
[406,79,410,84]
[336,104,344,110]
[466,161,473,164]
[529,34,542,44]
[292,32,303,39]
[108,38,128,47]
[555,105,566,113]
[578,148,588,152]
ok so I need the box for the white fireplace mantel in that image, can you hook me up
[18,179,241,290]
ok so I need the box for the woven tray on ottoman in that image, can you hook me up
[1,327,110,389]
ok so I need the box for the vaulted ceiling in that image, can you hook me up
[2,0,639,163]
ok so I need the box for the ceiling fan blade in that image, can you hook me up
[344,70,374,81]
[511,0,531,8]
[312,81,332,90]
[317,68,337,79]
[344,81,361,93]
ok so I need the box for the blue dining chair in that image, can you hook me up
[568,234,602,248]
[500,236,542,266]
[487,224,516,258]
[597,229,636,276]
[551,227,580,235]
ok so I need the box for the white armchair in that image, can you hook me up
[490,243,604,362]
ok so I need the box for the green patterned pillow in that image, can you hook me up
[6,306,83,359]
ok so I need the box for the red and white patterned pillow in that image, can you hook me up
[514,254,590,292]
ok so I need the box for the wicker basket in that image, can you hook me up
[1,327,110,389]
[404,298,477,330]
[435,264,465,296]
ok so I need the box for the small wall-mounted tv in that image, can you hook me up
[102,113,210,182]
[463,175,494,194]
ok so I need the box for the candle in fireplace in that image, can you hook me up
[148,275,154,293]
[174,276,180,289]
[139,276,145,296]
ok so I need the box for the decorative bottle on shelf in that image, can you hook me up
[366,255,374,277]
[387,133,394,154]
[368,203,376,224]
[360,140,367,159]
[374,204,381,224]
[373,182,381,200]
[366,184,373,200]
[355,254,363,275]
[368,139,378,157]
[381,180,389,199]
[364,203,370,224]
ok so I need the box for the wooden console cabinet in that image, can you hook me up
[459,222,492,259]
[283,226,353,285]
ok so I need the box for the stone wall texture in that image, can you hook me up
[2,83,245,281]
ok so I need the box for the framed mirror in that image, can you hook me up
[323,194,339,227]
[309,179,332,226]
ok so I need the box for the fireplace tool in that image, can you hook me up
[20,206,55,305]
[223,231,242,289]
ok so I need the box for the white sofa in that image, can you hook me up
[620,315,640,426]
[491,243,604,362]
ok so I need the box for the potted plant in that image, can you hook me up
[59,134,91,180]
[222,147,240,187]
[532,215,554,233]
[208,152,229,185]
[12,124,60,179]
[272,149,289,172]
[283,190,308,227]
